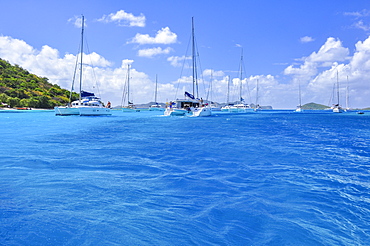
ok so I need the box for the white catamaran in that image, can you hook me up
[164,17,211,117]
[54,15,111,116]
[149,75,164,111]
[121,64,140,112]
[332,71,344,113]
[221,49,254,113]
[295,81,303,112]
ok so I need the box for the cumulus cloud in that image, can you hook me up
[0,35,176,106]
[284,37,349,79]
[98,10,146,27]
[3,34,370,109]
[300,36,315,43]
[138,47,173,58]
[283,36,370,108]
[130,27,177,44]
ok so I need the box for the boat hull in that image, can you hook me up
[164,108,187,116]
[54,106,80,116]
[149,106,164,111]
[333,107,344,113]
[122,107,140,112]
[79,107,111,116]
[192,107,212,117]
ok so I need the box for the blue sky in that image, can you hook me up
[1,0,370,108]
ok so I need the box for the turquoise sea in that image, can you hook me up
[1,109,370,245]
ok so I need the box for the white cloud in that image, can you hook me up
[300,36,315,43]
[68,16,86,28]
[98,10,146,27]
[284,37,349,79]
[0,35,169,107]
[138,47,173,58]
[283,36,370,108]
[2,34,370,109]
[167,55,191,67]
[202,69,225,77]
[130,27,177,44]
[344,9,370,18]
[353,20,370,31]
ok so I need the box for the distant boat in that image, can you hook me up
[333,71,344,113]
[149,75,164,111]
[55,15,111,116]
[164,17,211,117]
[221,76,233,112]
[222,49,253,113]
[295,81,303,112]
[206,71,221,111]
[254,79,262,112]
[121,65,140,112]
[344,76,351,112]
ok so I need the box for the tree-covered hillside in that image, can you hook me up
[0,58,77,108]
[302,102,330,110]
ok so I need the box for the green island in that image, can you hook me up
[301,102,330,110]
[0,58,77,109]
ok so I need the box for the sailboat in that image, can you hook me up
[55,15,111,116]
[122,65,140,112]
[164,17,211,117]
[345,76,351,112]
[226,49,254,113]
[149,75,164,111]
[221,76,233,111]
[295,81,303,112]
[254,79,262,112]
[332,71,344,113]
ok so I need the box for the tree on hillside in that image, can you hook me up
[0,58,77,108]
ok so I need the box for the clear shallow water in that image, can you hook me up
[1,110,370,245]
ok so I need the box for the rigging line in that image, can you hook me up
[69,43,81,103]
[175,34,192,100]
[193,34,207,99]
[226,75,230,104]
[241,53,251,103]
[120,65,129,107]
[328,83,335,106]
[206,71,212,101]
[84,36,101,98]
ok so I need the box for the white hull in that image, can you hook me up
[122,107,140,112]
[333,107,344,113]
[79,107,111,116]
[222,106,254,113]
[149,106,164,111]
[295,106,303,113]
[164,108,188,116]
[54,106,80,116]
[192,107,212,117]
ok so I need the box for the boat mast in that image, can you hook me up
[346,75,349,109]
[127,64,130,105]
[239,48,243,102]
[256,79,259,107]
[298,80,302,107]
[191,17,198,99]
[79,15,84,102]
[155,74,158,104]
[227,76,230,104]
[336,70,340,106]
